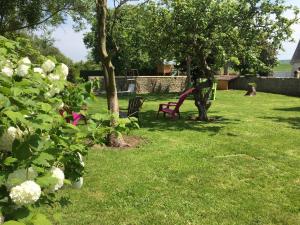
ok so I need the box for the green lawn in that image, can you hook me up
[44,91,300,225]
[274,60,292,72]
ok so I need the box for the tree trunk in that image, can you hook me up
[185,55,192,88]
[103,68,110,110]
[245,84,256,96]
[96,0,127,147]
[224,62,229,75]
[193,85,212,121]
[193,56,214,121]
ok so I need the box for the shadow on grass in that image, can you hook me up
[261,116,300,129]
[140,110,240,135]
[273,107,300,112]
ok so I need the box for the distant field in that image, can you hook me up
[274,60,292,72]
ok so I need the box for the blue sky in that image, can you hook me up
[51,0,300,62]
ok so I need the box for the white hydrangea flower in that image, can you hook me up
[58,102,64,110]
[1,66,13,77]
[16,64,30,77]
[42,59,55,73]
[9,181,41,206]
[33,67,43,73]
[48,73,60,81]
[77,152,85,167]
[51,167,65,191]
[6,167,38,189]
[33,67,46,77]
[44,92,52,98]
[44,85,61,98]
[72,177,83,189]
[56,63,69,79]
[0,214,4,224]
[0,127,23,152]
[18,57,31,65]
[7,127,23,139]
[6,59,13,66]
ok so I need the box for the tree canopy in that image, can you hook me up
[0,0,91,35]
[84,2,171,75]
[84,0,298,76]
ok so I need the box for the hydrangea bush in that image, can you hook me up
[0,36,94,224]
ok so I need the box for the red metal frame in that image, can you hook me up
[157,88,195,119]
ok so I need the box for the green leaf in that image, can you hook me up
[35,114,54,124]
[64,179,72,185]
[30,213,52,225]
[32,152,54,167]
[12,140,32,161]
[3,111,27,124]
[85,82,92,94]
[3,157,18,166]
[4,42,15,49]
[37,103,52,113]
[0,47,8,55]
[27,134,41,149]
[11,87,23,97]
[64,123,80,131]
[0,87,11,96]
[8,207,30,221]
[36,175,58,189]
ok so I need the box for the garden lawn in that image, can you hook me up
[274,60,292,72]
[44,90,300,225]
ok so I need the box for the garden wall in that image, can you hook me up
[229,77,300,97]
[89,76,187,94]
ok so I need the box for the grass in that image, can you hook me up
[43,91,300,225]
[274,60,292,72]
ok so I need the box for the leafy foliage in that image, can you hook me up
[0,36,95,224]
[0,35,139,223]
[84,2,171,75]
[0,0,92,35]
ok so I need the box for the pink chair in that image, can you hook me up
[157,88,195,119]
[59,110,86,126]
[72,112,82,126]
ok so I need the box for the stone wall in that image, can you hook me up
[89,76,187,94]
[136,76,187,94]
[229,76,300,97]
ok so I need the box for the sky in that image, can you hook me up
[50,0,300,62]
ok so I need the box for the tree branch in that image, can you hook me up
[3,4,75,33]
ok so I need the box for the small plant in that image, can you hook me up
[87,113,140,146]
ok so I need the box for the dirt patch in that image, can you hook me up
[123,135,144,148]
[92,135,146,150]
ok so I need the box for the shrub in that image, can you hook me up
[0,36,93,224]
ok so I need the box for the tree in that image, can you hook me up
[85,2,171,76]
[95,0,164,146]
[229,0,299,75]
[0,0,91,35]
[164,0,298,121]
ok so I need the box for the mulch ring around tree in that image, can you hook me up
[92,135,146,150]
